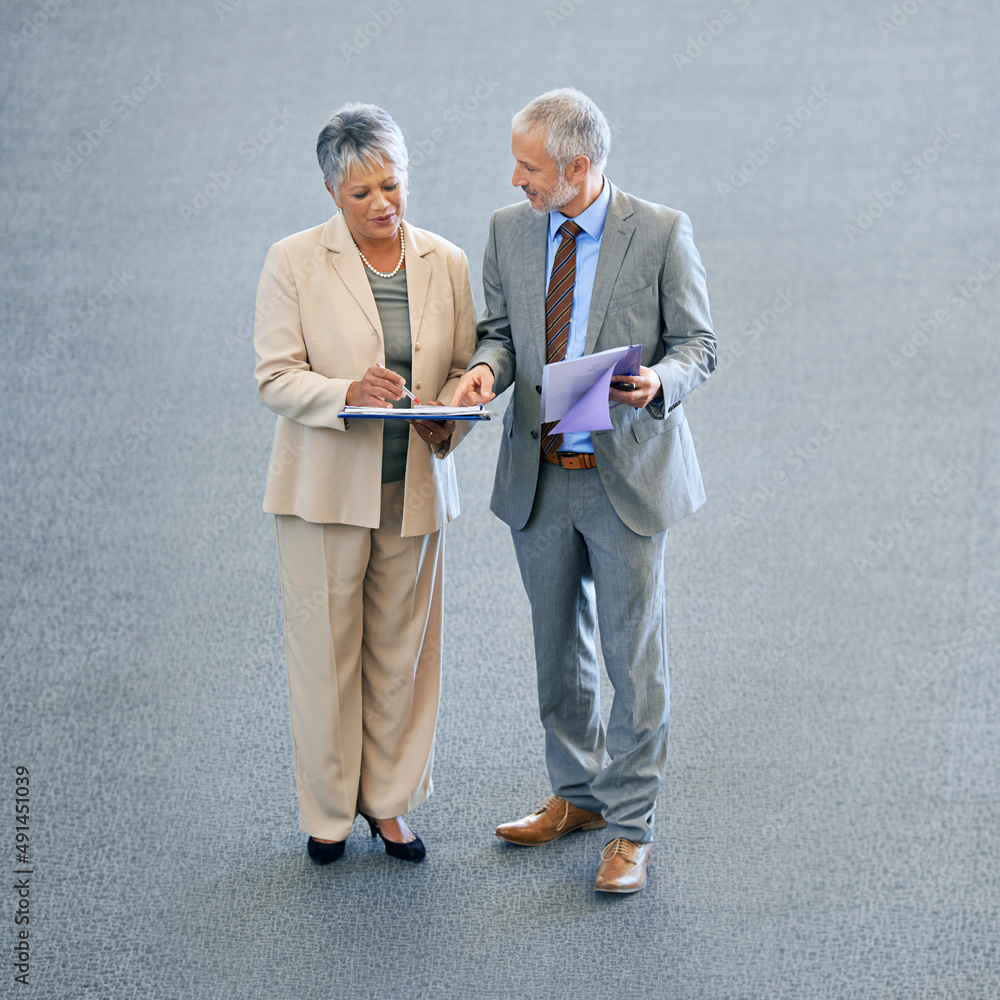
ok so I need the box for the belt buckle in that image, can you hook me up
[556,451,594,470]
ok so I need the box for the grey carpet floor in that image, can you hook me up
[1,1,998,998]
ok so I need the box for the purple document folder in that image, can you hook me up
[541,345,642,434]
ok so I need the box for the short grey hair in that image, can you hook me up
[511,88,611,172]
[316,102,408,191]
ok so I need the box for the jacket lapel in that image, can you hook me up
[322,213,383,345]
[585,184,636,355]
[401,220,432,343]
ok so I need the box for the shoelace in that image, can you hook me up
[537,795,571,831]
[600,837,634,863]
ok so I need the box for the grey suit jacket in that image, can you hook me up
[469,182,716,536]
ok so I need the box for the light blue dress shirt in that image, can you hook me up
[545,177,611,453]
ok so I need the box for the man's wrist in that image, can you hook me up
[649,370,664,405]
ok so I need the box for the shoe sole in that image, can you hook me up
[594,880,646,893]
[495,819,607,846]
[307,848,345,865]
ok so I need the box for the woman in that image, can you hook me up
[253,103,476,863]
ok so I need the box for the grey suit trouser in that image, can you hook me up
[510,460,669,845]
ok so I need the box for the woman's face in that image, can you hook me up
[331,157,407,246]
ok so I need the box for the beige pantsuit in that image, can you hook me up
[275,483,444,841]
[253,213,477,841]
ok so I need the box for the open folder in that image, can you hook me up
[541,344,642,433]
[339,404,495,420]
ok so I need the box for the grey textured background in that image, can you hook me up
[2,1,998,998]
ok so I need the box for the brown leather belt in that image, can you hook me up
[543,450,598,470]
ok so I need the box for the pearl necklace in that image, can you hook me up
[355,228,405,278]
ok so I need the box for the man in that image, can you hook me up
[452,88,716,893]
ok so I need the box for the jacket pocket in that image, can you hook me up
[631,404,684,442]
[606,282,655,315]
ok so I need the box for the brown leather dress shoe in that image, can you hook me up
[594,838,653,893]
[495,795,607,845]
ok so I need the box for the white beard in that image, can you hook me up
[530,172,581,216]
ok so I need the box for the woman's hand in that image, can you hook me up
[412,400,456,447]
[450,365,495,406]
[345,366,407,407]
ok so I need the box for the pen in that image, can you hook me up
[375,362,420,404]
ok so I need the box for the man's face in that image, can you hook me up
[510,129,580,216]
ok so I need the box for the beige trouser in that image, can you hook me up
[274,481,444,842]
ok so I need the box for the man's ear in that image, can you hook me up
[567,154,592,185]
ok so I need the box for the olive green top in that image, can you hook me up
[365,268,412,484]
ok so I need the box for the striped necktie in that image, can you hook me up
[541,219,583,462]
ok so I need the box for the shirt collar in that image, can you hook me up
[549,176,610,242]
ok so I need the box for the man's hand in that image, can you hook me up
[345,365,407,407]
[412,400,456,447]
[450,365,496,406]
[608,366,663,409]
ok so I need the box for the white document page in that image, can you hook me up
[340,404,493,419]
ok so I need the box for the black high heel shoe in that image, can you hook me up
[361,814,426,862]
[307,836,346,864]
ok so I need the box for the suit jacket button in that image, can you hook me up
[415,342,421,350]
[415,381,423,390]
[530,430,538,439]
[535,385,541,393]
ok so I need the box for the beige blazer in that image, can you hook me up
[254,213,477,536]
